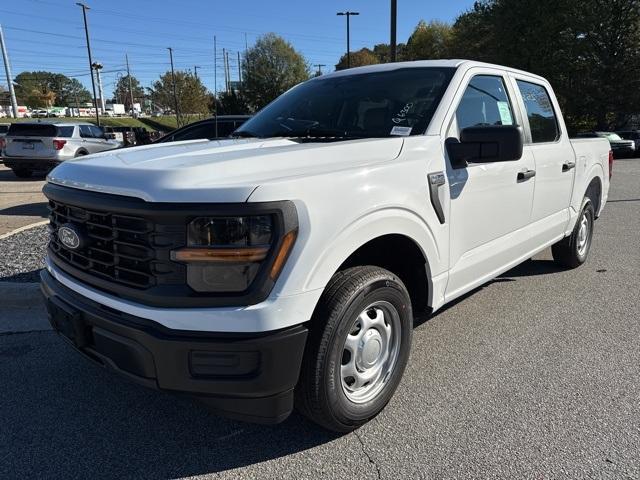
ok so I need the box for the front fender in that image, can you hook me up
[300,207,443,298]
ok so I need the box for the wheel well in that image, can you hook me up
[337,234,429,312]
[586,176,602,216]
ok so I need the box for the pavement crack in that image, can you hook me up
[354,429,382,479]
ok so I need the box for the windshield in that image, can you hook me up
[235,67,456,139]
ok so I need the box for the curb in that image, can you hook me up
[0,220,49,240]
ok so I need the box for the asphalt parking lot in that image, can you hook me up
[0,165,47,236]
[0,159,638,479]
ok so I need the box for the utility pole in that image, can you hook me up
[167,47,180,127]
[237,51,242,84]
[390,0,397,62]
[92,61,104,114]
[222,48,229,93]
[314,64,326,76]
[76,2,100,126]
[213,35,218,137]
[125,54,135,114]
[0,25,18,118]
[193,65,201,79]
[336,11,359,69]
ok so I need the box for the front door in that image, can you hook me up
[445,73,536,300]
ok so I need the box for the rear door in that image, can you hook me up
[510,76,574,239]
[445,71,536,299]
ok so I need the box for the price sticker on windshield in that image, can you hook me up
[391,126,412,136]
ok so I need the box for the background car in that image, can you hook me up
[153,115,251,143]
[616,130,640,151]
[575,131,636,158]
[2,122,120,178]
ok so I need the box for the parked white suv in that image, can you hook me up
[41,60,611,431]
[2,122,119,178]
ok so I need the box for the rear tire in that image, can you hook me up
[12,168,32,178]
[552,197,594,268]
[296,266,413,432]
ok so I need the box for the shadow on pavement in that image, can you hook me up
[0,201,48,218]
[0,332,338,479]
[0,168,46,181]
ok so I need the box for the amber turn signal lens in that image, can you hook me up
[270,230,297,280]
[171,246,269,263]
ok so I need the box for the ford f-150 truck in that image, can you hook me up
[40,60,611,432]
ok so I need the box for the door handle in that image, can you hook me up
[517,169,536,181]
[562,161,576,172]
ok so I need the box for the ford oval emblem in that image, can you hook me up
[58,224,82,250]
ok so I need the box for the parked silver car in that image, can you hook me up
[1,122,120,178]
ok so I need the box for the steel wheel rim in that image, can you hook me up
[577,212,590,257]
[340,300,401,404]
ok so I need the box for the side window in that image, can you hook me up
[79,125,93,138]
[172,123,214,141]
[456,75,514,131]
[516,80,559,143]
[215,121,235,138]
[90,126,106,139]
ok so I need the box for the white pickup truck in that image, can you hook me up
[41,60,611,432]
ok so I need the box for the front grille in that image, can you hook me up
[48,199,182,289]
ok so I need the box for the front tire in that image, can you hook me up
[296,266,413,432]
[552,197,595,268]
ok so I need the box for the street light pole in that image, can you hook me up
[91,61,104,114]
[76,2,100,126]
[167,47,180,127]
[337,11,359,69]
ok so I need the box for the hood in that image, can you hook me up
[47,137,404,202]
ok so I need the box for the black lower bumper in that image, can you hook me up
[40,269,308,424]
[3,157,62,171]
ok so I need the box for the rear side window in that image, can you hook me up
[456,75,515,130]
[57,126,75,137]
[79,125,93,138]
[90,126,105,139]
[516,80,559,143]
[7,123,57,137]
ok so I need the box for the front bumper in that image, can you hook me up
[41,269,309,424]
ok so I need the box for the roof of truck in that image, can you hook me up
[319,59,547,82]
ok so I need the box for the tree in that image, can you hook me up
[113,74,144,109]
[242,33,310,110]
[13,71,91,107]
[214,90,250,115]
[149,71,210,119]
[335,48,380,70]
[405,20,453,60]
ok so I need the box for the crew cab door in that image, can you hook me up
[444,72,536,300]
[510,76,574,238]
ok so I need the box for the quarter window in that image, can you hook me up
[516,80,559,143]
[456,75,515,130]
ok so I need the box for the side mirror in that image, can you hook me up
[446,125,524,169]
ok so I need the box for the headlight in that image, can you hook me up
[171,215,296,293]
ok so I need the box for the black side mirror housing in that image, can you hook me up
[446,125,524,169]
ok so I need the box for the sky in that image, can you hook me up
[1,0,475,101]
